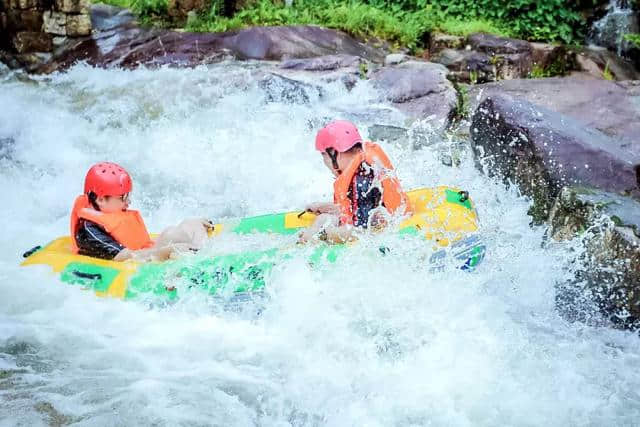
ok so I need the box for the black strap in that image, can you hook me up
[326,148,340,171]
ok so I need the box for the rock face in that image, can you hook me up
[468,77,640,148]
[431,33,537,83]
[429,33,464,55]
[32,6,386,73]
[470,93,640,222]
[11,31,53,53]
[1,0,91,58]
[470,89,640,330]
[369,60,458,127]
[279,54,364,71]
[551,187,640,329]
[575,46,640,81]
[226,26,385,62]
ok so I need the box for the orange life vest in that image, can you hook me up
[70,195,154,253]
[333,142,411,225]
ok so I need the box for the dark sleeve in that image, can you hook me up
[75,219,125,260]
[352,171,382,228]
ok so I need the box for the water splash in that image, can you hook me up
[588,0,639,56]
[1,62,640,425]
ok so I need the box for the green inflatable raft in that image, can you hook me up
[21,187,486,304]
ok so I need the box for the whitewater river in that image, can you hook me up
[1,62,639,426]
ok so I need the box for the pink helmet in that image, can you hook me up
[315,120,363,153]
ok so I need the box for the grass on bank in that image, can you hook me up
[96,0,584,52]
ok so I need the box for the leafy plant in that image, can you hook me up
[624,33,640,48]
[602,60,614,81]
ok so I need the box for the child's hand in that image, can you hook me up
[305,202,340,215]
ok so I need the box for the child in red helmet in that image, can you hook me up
[71,162,213,262]
[299,120,411,244]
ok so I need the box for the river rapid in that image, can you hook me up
[1,62,640,426]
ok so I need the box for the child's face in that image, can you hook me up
[96,193,130,213]
[321,151,356,177]
[321,152,340,177]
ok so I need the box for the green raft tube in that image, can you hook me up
[21,187,486,304]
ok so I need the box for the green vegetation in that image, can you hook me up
[421,0,584,44]
[603,60,614,81]
[96,0,591,51]
[528,52,572,78]
[451,80,469,120]
[624,33,640,48]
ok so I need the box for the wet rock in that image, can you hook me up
[5,7,43,32]
[90,3,134,31]
[6,51,50,70]
[11,0,41,9]
[34,6,386,73]
[0,137,14,160]
[575,53,604,78]
[366,123,431,149]
[431,48,494,83]
[470,93,640,222]
[429,33,463,55]
[431,33,535,82]
[65,13,90,36]
[575,46,640,80]
[258,72,322,104]
[468,77,640,148]
[42,10,66,35]
[549,186,640,241]
[468,33,533,80]
[11,31,52,53]
[226,26,385,62]
[467,33,532,55]
[279,54,363,71]
[551,187,640,329]
[384,53,407,66]
[54,0,88,14]
[370,60,457,127]
[367,124,408,143]
[34,401,74,426]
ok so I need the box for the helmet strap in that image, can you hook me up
[87,191,101,211]
[326,148,340,173]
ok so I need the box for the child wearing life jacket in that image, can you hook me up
[299,120,411,243]
[70,162,213,262]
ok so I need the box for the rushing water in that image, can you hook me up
[588,0,638,56]
[1,62,640,426]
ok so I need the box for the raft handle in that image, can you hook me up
[458,191,469,203]
[22,246,42,258]
[72,271,102,281]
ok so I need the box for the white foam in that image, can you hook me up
[1,63,640,425]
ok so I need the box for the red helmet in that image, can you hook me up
[84,162,132,197]
[315,120,363,153]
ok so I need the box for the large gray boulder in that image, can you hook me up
[470,90,640,330]
[470,93,640,222]
[369,60,458,127]
[469,77,640,153]
[28,5,386,73]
